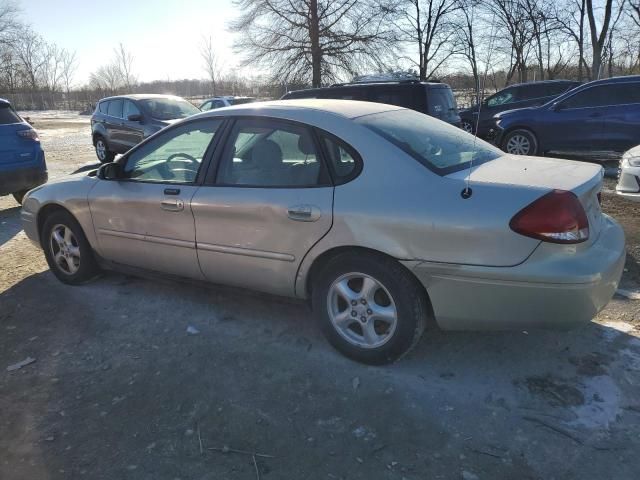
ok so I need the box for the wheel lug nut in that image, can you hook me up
[360,316,367,323]
[351,300,357,306]
[351,310,357,317]
[367,309,372,315]
[360,299,367,305]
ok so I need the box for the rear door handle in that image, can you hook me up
[161,198,184,212]
[287,205,321,222]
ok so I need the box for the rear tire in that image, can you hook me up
[94,136,115,163]
[502,129,538,156]
[311,252,429,365]
[461,120,474,134]
[12,190,27,205]
[42,211,101,285]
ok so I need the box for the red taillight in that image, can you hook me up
[509,190,589,244]
[17,128,39,141]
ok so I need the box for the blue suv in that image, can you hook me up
[0,98,47,204]
[493,76,640,156]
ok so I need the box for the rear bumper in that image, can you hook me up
[0,163,47,196]
[404,215,625,330]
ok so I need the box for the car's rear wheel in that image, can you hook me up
[12,190,28,205]
[42,211,101,285]
[94,137,115,163]
[461,120,474,134]
[503,129,538,156]
[312,252,429,365]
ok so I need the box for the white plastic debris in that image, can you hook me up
[6,357,36,371]
[186,326,200,335]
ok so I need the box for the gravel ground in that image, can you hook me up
[1,112,639,480]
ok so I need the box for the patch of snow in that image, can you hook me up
[568,375,621,430]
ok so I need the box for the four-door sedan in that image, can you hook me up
[0,98,47,204]
[91,94,201,163]
[492,75,640,156]
[21,100,625,364]
[617,144,640,201]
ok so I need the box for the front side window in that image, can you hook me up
[200,101,212,111]
[123,119,221,183]
[357,108,502,175]
[217,119,325,187]
[123,100,141,119]
[486,89,516,107]
[560,85,611,109]
[608,83,640,105]
[139,98,200,120]
[107,99,123,118]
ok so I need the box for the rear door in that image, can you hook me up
[192,117,334,297]
[105,99,125,152]
[600,81,640,151]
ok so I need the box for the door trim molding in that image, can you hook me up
[97,228,195,249]
[197,242,295,262]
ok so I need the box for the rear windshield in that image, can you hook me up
[428,88,457,119]
[356,109,502,175]
[139,98,200,120]
[228,97,256,106]
[0,104,22,125]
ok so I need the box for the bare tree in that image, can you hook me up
[89,63,122,93]
[556,0,590,80]
[586,0,614,78]
[15,26,46,90]
[231,0,398,87]
[200,36,220,95]
[114,43,136,90]
[0,0,18,45]
[61,49,77,108]
[41,42,64,93]
[397,0,460,80]
[452,0,480,93]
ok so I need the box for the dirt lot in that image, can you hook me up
[1,113,639,479]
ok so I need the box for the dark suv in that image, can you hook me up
[281,80,461,126]
[91,94,200,162]
[459,80,580,138]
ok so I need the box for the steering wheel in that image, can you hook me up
[167,152,198,166]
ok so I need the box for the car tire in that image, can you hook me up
[94,136,115,163]
[12,190,28,205]
[312,252,429,365]
[461,120,474,134]
[42,211,101,285]
[502,129,538,156]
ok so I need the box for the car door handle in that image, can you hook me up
[287,205,321,222]
[161,198,184,212]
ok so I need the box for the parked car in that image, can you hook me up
[616,144,640,201]
[492,75,640,156]
[22,100,624,364]
[199,96,256,110]
[281,80,461,127]
[91,94,200,163]
[459,80,580,137]
[0,98,47,204]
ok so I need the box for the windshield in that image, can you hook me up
[428,88,457,119]
[356,109,502,175]
[139,98,200,120]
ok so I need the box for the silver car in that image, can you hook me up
[617,144,640,201]
[21,100,625,364]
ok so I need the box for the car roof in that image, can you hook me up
[0,97,10,106]
[193,99,402,120]
[587,74,640,86]
[98,94,186,102]
[509,79,580,88]
[284,81,446,96]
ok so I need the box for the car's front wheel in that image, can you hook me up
[461,120,474,134]
[94,136,115,163]
[312,252,429,365]
[42,211,101,285]
[502,129,538,156]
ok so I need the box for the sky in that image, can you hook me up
[17,0,241,85]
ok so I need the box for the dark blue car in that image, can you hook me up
[0,98,47,204]
[492,75,640,156]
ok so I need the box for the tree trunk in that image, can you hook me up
[309,0,322,87]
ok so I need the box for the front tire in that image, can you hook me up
[94,136,115,163]
[312,252,429,365]
[42,211,101,285]
[502,129,538,156]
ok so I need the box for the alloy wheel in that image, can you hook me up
[50,224,81,275]
[326,272,398,349]
[506,134,531,155]
[96,140,106,161]
[462,121,473,134]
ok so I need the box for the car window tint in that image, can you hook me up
[609,83,640,105]
[213,100,225,109]
[200,101,212,111]
[99,101,109,114]
[547,83,575,96]
[107,99,123,118]
[372,88,414,109]
[486,88,516,107]
[519,84,548,100]
[124,119,221,183]
[0,104,21,124]
[123,100,141,119]
[218,120,323,187]
[561,85,613,109]
[428,88,457,118]
[321,134,358,181]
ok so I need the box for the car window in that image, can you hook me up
[200,101,212,111]
[428,88,457,118]
[139,98,200,120]
[560,85,623,109]
[107,99,123,118]
[123,119,221,184]
[217,119,325,187]
[0,103,21,124]
[486,88,517,107]
[321,134,359,181]
[213,100,226,109]
[123,100,141,119]
[372,88,414,109]
[357,108,502,175]
[519,84,549,100]
[547,83,576,96]
[608,83,640,105]
[99,101,109,114]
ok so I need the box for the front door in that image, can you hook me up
[120,100,145,149]
[192,118,334,296]
[88,118,223,279]
[600,81,640,151]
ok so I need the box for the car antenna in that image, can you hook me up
[462,13,497,200]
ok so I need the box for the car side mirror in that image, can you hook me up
[97,162,124,180]
[127,113,143,122]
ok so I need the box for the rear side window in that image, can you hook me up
[547,83,577,96]
[519,84,549,100]
[561,85,613,109]
[0,104,21,125]
[107,99,123,118]
[370,87,415,109]
[609,83,640,105]
[320,133,360,183]
[428,88,457,118]
[99,101,109,114]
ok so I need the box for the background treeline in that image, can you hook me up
[1,0,639,111]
